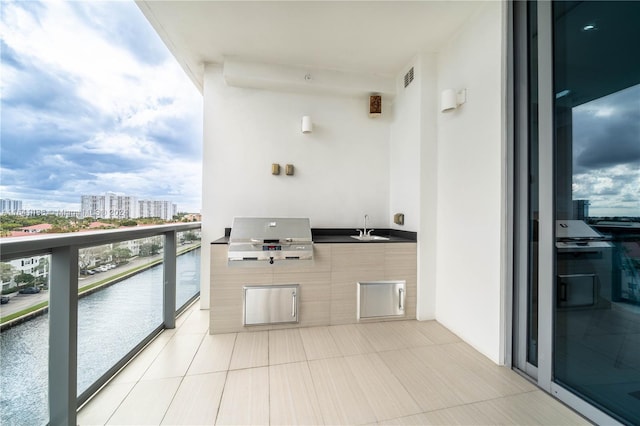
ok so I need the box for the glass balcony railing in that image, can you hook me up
[0,253,51,425]
[176,230,202,310]
[0,223,201,425]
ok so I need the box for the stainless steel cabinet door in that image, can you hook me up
[357,281,406,319]
[243,284,299,325]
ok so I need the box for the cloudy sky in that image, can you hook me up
[1,0,202,213]
[572,83,640,218]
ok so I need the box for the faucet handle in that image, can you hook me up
[367,229,374,236]
[357,229,364,237]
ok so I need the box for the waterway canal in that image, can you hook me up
[0,248,200,426]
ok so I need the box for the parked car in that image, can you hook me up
[0,295,9,304]
[18,287,41,294]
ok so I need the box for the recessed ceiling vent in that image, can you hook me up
[404,67,414,88]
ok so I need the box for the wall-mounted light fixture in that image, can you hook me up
[440,88,467,112]
[301,116,313,133]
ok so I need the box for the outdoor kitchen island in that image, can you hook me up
[210,223,417,334]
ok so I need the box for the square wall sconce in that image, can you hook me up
[441,88,467,112]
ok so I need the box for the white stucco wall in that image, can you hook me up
[418,53,439,321]
[200,63,392,307]
[388,54,439,321]
[434,1,505,363]
[199,3,506,366]
[389,61,421,233]
[204,64,391,230]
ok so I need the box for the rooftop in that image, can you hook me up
[17,223,53,233]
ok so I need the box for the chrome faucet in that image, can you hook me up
[359,214,373,237]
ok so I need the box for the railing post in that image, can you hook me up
[163,231,177,329]
[49,245,78,426]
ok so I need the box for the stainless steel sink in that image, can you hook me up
[350,235,390,241]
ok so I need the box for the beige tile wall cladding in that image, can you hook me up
[210,243,417,334]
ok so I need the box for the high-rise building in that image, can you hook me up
[0,199,23,214]
[81,194,175,220]
[80,195,106,218]
[81,193,139,219]
[138,200,177,220]
[573,199,590,221]
[106,193,139,219]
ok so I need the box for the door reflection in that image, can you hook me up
[553,11,640,420]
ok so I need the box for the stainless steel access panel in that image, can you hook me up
[555,220,612,309]
[243,284,299,326]
[557,274,597,308]
[357,280,406,319]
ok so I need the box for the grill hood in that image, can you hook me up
[228,217,314,265]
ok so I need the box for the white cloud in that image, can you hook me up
[570,84,640,218]
[1,0,203,213]
[573,164,640,217]
[3,2,140,107]
[70,133,163,159]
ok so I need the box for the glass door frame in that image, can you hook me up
[512,0,538,380]
[512,2,625,424]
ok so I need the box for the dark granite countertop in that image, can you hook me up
[212,236,230,244]
[211,228,416,244]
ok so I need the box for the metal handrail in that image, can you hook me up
[0,222,202,260]
[0,222,202,425]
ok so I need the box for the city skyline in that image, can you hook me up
[2,190,186,218]
[81,192,177,220]
[1,1,203,213]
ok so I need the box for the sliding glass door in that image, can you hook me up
[552,2,640,423]
[514,1,640,424]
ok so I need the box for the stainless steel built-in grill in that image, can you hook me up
[228,217,314,265]
[556,220,613,309]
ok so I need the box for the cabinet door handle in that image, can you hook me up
[291,292,297,318]
[399,288,405,310]
[559,282,567,302]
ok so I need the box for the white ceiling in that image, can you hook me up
[136,1,486,92]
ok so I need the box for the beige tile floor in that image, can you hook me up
[78,303,589,425]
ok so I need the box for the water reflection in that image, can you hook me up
[0,248,200,426]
